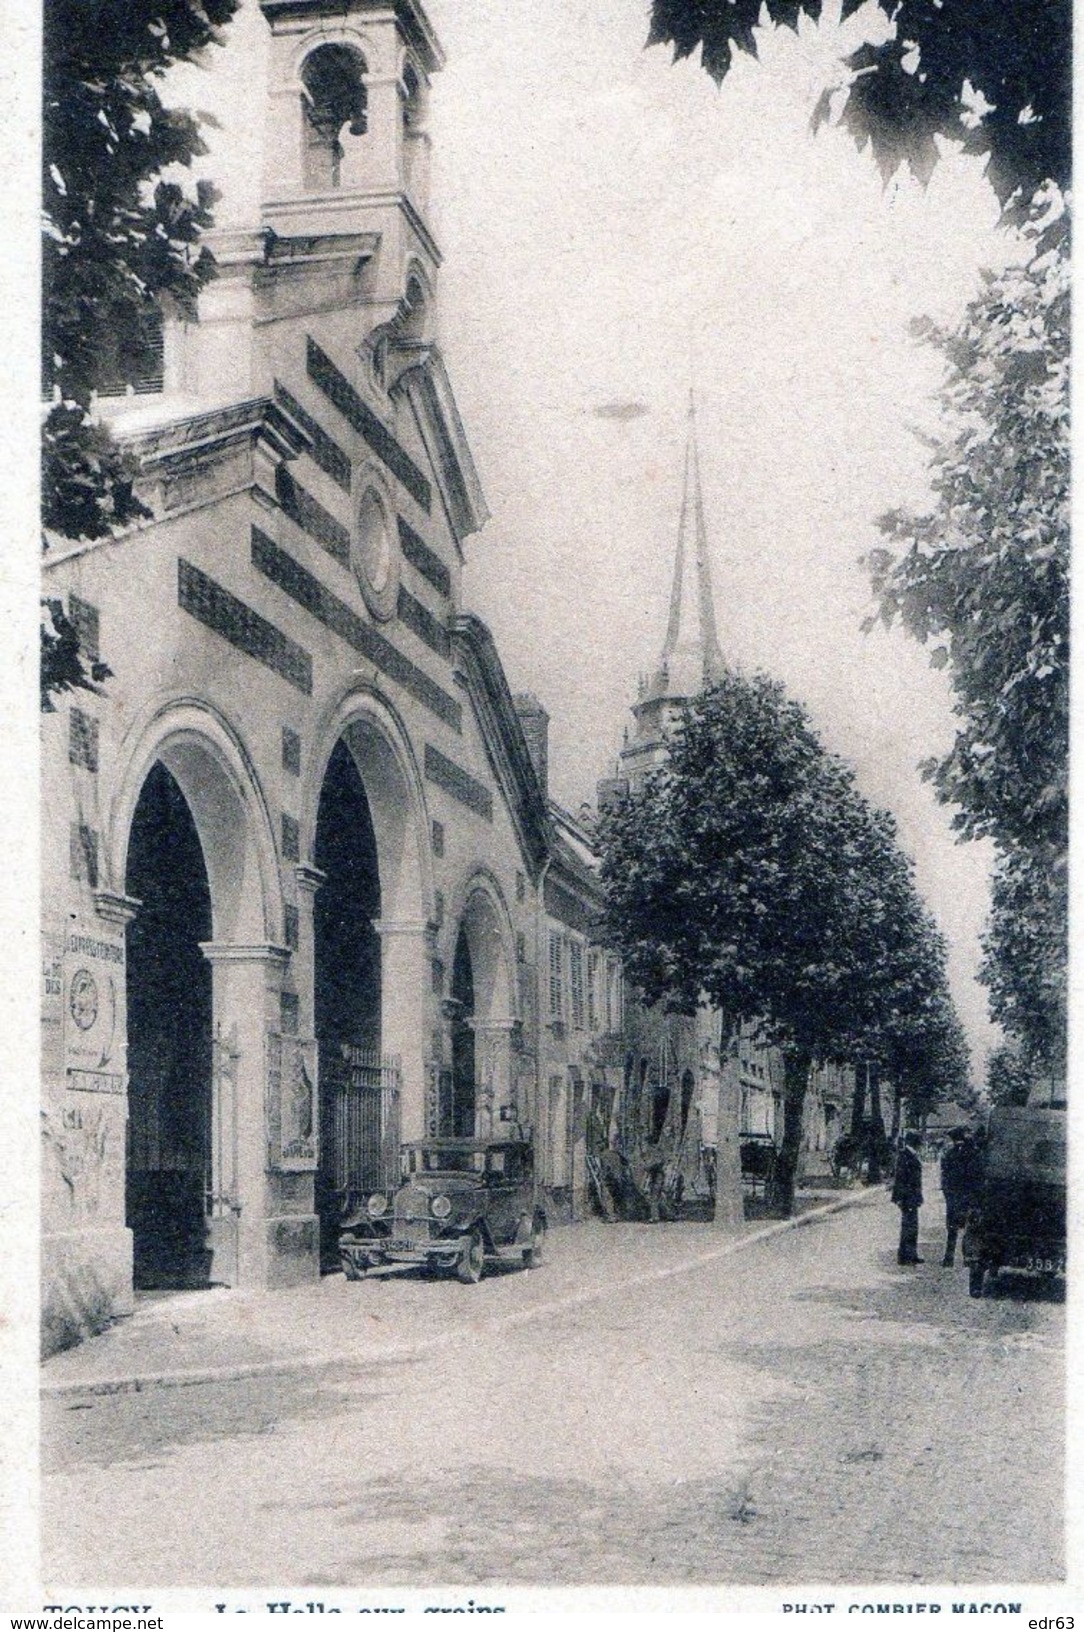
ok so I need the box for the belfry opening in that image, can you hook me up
[313,737,383,1266]
[124,762,214,1290]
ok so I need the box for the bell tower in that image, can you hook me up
[174,0,444,399]
[259,0,442,303]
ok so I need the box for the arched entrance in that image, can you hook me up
[125,762,213,1289]
[448,927,476,1136]
[444,881,516,1140]
[313,737,382,1264]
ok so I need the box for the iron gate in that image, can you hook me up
[321,1042,402,1209]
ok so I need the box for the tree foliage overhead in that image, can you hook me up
[866,190,1069,1071]
[868,194,1069,866]
[980,848,1067,1074]
[42,0,238,541]
[646,0,1070,200]
[41,0,238,708]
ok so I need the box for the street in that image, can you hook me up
[42,1185,1064,1588]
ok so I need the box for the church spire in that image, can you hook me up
[607,392,728,796]
[659,391,724,691]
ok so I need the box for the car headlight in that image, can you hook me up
[367,1193,388,1219]
[431,1194,452,1219]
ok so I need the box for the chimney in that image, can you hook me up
[513,693,549,802]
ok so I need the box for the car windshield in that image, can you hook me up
[409,1147,486,1175]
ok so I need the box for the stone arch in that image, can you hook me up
[303,685,432,928]
[305,685,433,1150]
[398,261,434,340]
[112,700,282,1291]
[369,260,435,390]
[444,870,518,1139]
[447,868,517,1026]
[287,23,376,88]
[110,698,280,946]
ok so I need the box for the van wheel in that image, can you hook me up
[968,1263,986,1298]
[456,1227,485,1285]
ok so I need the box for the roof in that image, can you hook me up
[451,615,550,875]
[399,349,489,547]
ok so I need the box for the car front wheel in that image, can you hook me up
[456,1227,485,1285]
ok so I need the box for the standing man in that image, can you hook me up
[892,1130,925,1264]
[939,1128,976,1266]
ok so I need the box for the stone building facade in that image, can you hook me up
[40,0,575,1353]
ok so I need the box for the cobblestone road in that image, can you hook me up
[42,1184,1064,1589]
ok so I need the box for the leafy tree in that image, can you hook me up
[868,190,1069,1070]
[645,0,1070,201]
[985,1040,1034,1108]
[598,672,967,1217]
[980,849,1067,1075]
[42,0,238,698]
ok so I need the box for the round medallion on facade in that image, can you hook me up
[353,484,399,621]
[69,968,99,1031]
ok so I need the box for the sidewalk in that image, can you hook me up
[40,1185,885,1397]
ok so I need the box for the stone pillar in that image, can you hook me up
[294,864,326,1037]
[199,941,300,1287]
[471,1019,518,1137]
[40,892,141,1356]
[373,918,431,1143]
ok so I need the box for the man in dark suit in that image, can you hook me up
[892,1131,925,1264]
[939,1127,980,1267]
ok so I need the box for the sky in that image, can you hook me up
[422,0,1015,1081]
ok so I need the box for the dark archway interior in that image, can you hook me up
[313,738,381,1262]
[125,761,213,1289]
[449,928,476,1137]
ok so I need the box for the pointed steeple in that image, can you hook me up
[660,391,724,693]
[613,393,727,793]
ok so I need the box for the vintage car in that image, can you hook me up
[339,1137,547,1284]
[963,1104,1066,1298]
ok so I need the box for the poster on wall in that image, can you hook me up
[63,923,125,1094]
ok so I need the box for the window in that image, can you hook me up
[569,940,585,1031]
[301,44,367,192]
[93,304,165,398]
[548,931,565,1022]
[586,949,600,1031]
[606,958,623,1034]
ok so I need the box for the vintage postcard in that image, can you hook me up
[3,0,1076,1620]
